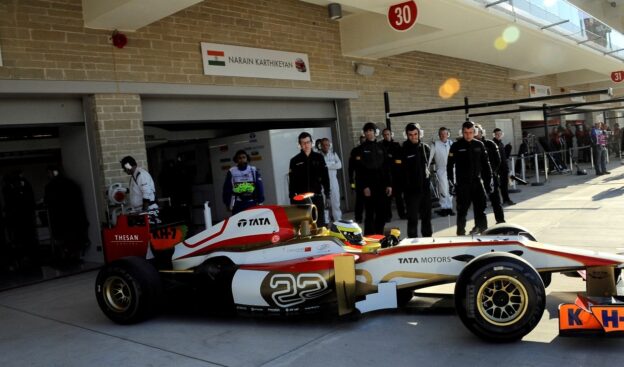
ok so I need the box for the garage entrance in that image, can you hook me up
[0,97,101,290]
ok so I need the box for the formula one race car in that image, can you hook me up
[96,198,624,341]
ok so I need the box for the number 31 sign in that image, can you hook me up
[611,71,624,83]
[388,0,418,32]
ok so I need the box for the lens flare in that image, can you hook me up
[502,26,520,43]
[494,37,508,50]
[438,78,461,99]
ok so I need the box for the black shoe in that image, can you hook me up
[448,210,456,216]
[605,171,611,174]
[469,227,479,235]
[503,200,516,206]
[496,220,506,224]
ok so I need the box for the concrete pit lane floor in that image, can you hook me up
[2,161,624,367]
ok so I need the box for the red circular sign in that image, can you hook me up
[611,71,624,83]
[388,0,418,32]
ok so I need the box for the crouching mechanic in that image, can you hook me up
[223,149,265,215]
[120,156,160,224]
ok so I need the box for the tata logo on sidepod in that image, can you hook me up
[237,218,270,227]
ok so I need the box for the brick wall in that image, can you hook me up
[90,94,147,188]
[0,0,568,181]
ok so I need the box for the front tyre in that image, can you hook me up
[95,257,162,324]
[454,254,545,342]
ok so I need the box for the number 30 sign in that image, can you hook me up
[388,0,418,32]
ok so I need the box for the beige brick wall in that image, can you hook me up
[0,0,571,185]
[90,94,147,188]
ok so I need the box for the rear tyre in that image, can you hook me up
[454,254,545,342]
[95,257,162,324]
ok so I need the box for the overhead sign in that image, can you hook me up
[388,1,418,32]
[529,83,551,98]
[201,43,310,81]
[611,71,624,83]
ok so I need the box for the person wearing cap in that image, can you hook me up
[492,128,515,205]
[381,128,406,221]
[447,121,492,235]
[289,132,331,226]
[429,126,455,217]
[475,124,505,224]
[120,156,159,214]
[223,149,265,215]
[350,122,392,235]
[401,123,432,237]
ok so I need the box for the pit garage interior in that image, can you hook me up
[0,90,355,289]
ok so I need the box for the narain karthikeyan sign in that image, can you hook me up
[201,43,311,81]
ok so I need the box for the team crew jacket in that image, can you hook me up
[447,138,492,187]
[401,141,431,189]
[129,167,157,210]
[351,140,392,191]
[288,151,331,198]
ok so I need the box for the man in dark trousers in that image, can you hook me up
[349,135,366,223]
[289,132,331,227]
[351,122,392,235]
[447,121,493,235]
[401,123,432,237]
[475,124,504,225]
[492,128,515,206]
[382,128,406,221]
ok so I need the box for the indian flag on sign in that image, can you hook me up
[207,50,225,66]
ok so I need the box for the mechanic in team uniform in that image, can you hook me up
[446,121,492,235]
[348,135,366,223]
[289,132,331,227]
[223,149,265,215]
[401,123,432,238]
[381,128,406,221]
[429,127,455,216]
[350,122,392,235]
[120,156,160,223]
[475,124,505,225]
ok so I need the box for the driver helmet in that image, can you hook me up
[329,220,365,245]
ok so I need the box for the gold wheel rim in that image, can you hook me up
[476,275,528,326]
[103,276,132,313]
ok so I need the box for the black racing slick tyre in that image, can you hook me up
[481,224,537,241]
[95,257,162,324]
[454,253,545,342]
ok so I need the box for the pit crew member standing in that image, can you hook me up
[428,127,454,216]
[401,123,432,237]
[446,121,492,235]
[121,156,158,212]
[351,122,392,235]
[289,132,331,226]
[382,128,406,221]
[320,138,342,222]
[223,149,265,215]
[475,124,504,224]
[492,128,515,205]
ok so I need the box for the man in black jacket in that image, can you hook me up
[447,121,493,235]
[401,123,432,237]
[492,128,515,205]
[289,132,331,226]
[475,124,504,224]
[382,128,406,221]
[350,122,392,235]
